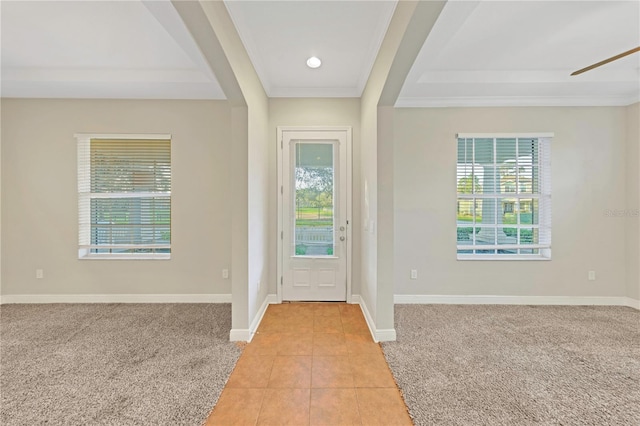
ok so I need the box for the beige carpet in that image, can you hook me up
[382,305,640,426]
[0,303,241,425]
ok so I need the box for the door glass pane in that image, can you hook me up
[294,142,334,257]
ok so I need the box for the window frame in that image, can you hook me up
[76,133,172,260]
[456,132,552,261]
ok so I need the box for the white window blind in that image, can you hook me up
[456,133,552,260]
[77,134,171,259]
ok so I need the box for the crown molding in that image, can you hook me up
[395,94,640,108]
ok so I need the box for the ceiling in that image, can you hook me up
[0,0,225,99]
[398,0,640,107]
[224,0,395,97]
[1,0,639,106]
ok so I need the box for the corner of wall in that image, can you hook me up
[353,294,397,342]
[625,297,640,310]
[230,293,276,342]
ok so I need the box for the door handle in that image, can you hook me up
[340,236,345,241]
[340,226,345,231]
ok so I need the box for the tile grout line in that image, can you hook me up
[309,327,314,425]
[253,388,266,426]
[254,339,278,425]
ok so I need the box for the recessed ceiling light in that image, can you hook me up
[306,56,322,69]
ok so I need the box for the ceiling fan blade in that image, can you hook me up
[571,46,640,76]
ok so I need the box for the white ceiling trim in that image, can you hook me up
[2,81,223,100]
[418,69,640,84]
[268,86,362,98]
[353,1,397,96]
[142,0,218,84]
[223,2,272,95]
[3,68,212,83]
[395,95,640,108]
[401,0,480,93]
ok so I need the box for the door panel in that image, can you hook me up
[280,129,349,301]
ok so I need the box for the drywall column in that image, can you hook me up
[231,106,250,332]
[359,1,445,340]
[360,92,379,327]
[246,97,270,328]
[637,102,640,304]
[173,0,269,338]
[0,99,3,299]
[376,105,395,338]
[359,2,423,340]
[626,102,640,304]
[191,0,270,338]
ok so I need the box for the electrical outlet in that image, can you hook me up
[36,269,44,279]
[588,270,596,281]
[222,269,229,279]
[410,269,418,280]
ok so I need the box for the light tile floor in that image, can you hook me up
[205,302,413,425]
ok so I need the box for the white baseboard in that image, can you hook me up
[625,297,640,310]
[352,294,397,343]
[229,293,277,342]
[229,328,252,341]
[249,293,277,338]
[350,294,362,305]
[374,328,398,341]
[0,293,232,304]
[394,294,637,308]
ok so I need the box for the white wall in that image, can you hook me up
[626,102,639,302]
[359,95,378,322]
[1,99,232,298]
[268,98,361,296]
[247,97,270,325]
[394,106,629,299]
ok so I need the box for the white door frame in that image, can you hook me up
[277,126,353,303]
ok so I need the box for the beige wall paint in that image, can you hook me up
[268,98,361,296]
[626,102,639,301]
[0,100,3,295]
[230,106,250,328]
[1,99,232,296]
[394,106,628,298]
[376,106,396,330]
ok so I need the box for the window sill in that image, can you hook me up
[291,255,339,259]
[78,253,171,261]
[457,255,551,261]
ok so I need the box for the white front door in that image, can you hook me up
[278,128,351,301]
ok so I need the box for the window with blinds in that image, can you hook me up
[456,133,552,260]
[77,134,171,259]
